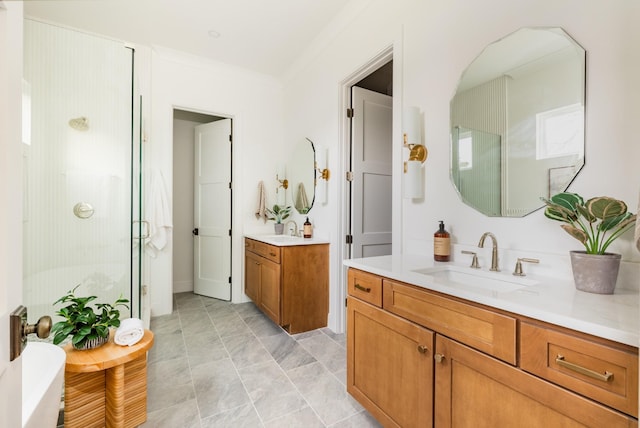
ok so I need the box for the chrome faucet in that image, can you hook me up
[478,232,500,271]
[285,220,299,237]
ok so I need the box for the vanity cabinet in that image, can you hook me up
[244,238,328,333]
[435,334,634,427]
[347,296,433,428]
[346,268,638,427]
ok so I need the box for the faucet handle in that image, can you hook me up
[513,258,539,276]
[461,250,480,269]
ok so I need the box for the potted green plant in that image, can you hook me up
[266,204,292,235]
[51,285,129,350]
[541,192,636,294]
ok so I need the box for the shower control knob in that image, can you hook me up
[24,315,52,339]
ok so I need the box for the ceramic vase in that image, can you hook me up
[569,251,621,294]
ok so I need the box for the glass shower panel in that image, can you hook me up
[23,20,134,322]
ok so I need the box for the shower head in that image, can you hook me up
[68,116,89,131]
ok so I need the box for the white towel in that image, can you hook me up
[146,169,172,257]
[255,180,268,223]
[114,318,145,346]
[295,182,310,214]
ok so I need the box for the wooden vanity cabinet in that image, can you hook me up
[347,296,434,428]
[244,238,328,333]
[346,268,639,428]
[435,335,635,427]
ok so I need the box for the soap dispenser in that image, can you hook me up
[434,221,450,262]
[303,217,312,238]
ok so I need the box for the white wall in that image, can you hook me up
[282,0,640,330]
[128,0,639,326]
[0,2,23,427]
[148,48,284,315]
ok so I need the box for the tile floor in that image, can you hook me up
[140,292,382,427]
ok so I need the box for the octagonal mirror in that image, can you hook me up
[450,27,585,217]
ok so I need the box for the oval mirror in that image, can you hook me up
[288,138,316,214]
[450,27,585,217]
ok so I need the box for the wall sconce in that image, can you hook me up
[315,146,329,205]
[276,174,288,190]
[403,106,427,199]
[315,163,330,182]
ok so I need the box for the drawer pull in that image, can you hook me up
[555,355,613,382]
[269,251,276,257]
[417,345,428,354]
[354,283,371,293]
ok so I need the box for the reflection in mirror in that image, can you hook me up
[450,27,585,217]
[288,138,316,214]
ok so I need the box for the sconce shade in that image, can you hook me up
[403,106,421,145]
[404,160,423,199]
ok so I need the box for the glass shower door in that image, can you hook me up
[23,19,136,323]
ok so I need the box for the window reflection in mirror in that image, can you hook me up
[287,138,316,214]
[450,27,585,217]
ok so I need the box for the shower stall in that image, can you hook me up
[23,20,144,324]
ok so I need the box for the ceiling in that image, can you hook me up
[23,0,351,78]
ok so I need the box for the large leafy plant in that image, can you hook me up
[51,285,129,348]
[541,192,636,254]
[265,204,291,224]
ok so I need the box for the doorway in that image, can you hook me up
[337,49,394,332]
[172,109,232,301]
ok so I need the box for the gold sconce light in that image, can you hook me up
[315,162,330,182]
[403,106,426,199]
[276,174,288,190]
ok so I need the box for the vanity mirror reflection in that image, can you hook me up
[287,138,316,214]
[450,27,586,217]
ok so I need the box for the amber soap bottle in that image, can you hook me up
[303,217,312,238]
[434,221,451,262]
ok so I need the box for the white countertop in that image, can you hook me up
[344,255,639,348]
[245,234,330,247]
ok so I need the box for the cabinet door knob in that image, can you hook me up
[417,345,428,354]
[434,353,445,363]
[354,283,371,293]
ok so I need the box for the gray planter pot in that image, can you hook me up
[274,223,285,235]
[569,251,621,294]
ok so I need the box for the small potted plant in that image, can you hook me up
[541,192,636,294]
[51,285,129,350]
[266,204,292,235]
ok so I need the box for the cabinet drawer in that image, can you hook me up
[521,322,638,417]
[245,238,280,263]
[383,279,516,364]
[347,269,383,307]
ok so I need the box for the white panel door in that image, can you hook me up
[193,119,232,300]
[0,2,24,426]
[351,86,393,258]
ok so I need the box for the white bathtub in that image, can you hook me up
[21,342,66,428]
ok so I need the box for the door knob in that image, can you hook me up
[24,315,52,339]
[10,306,52,361]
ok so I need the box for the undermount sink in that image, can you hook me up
[412,265,537,295]
[261,234,303,242]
